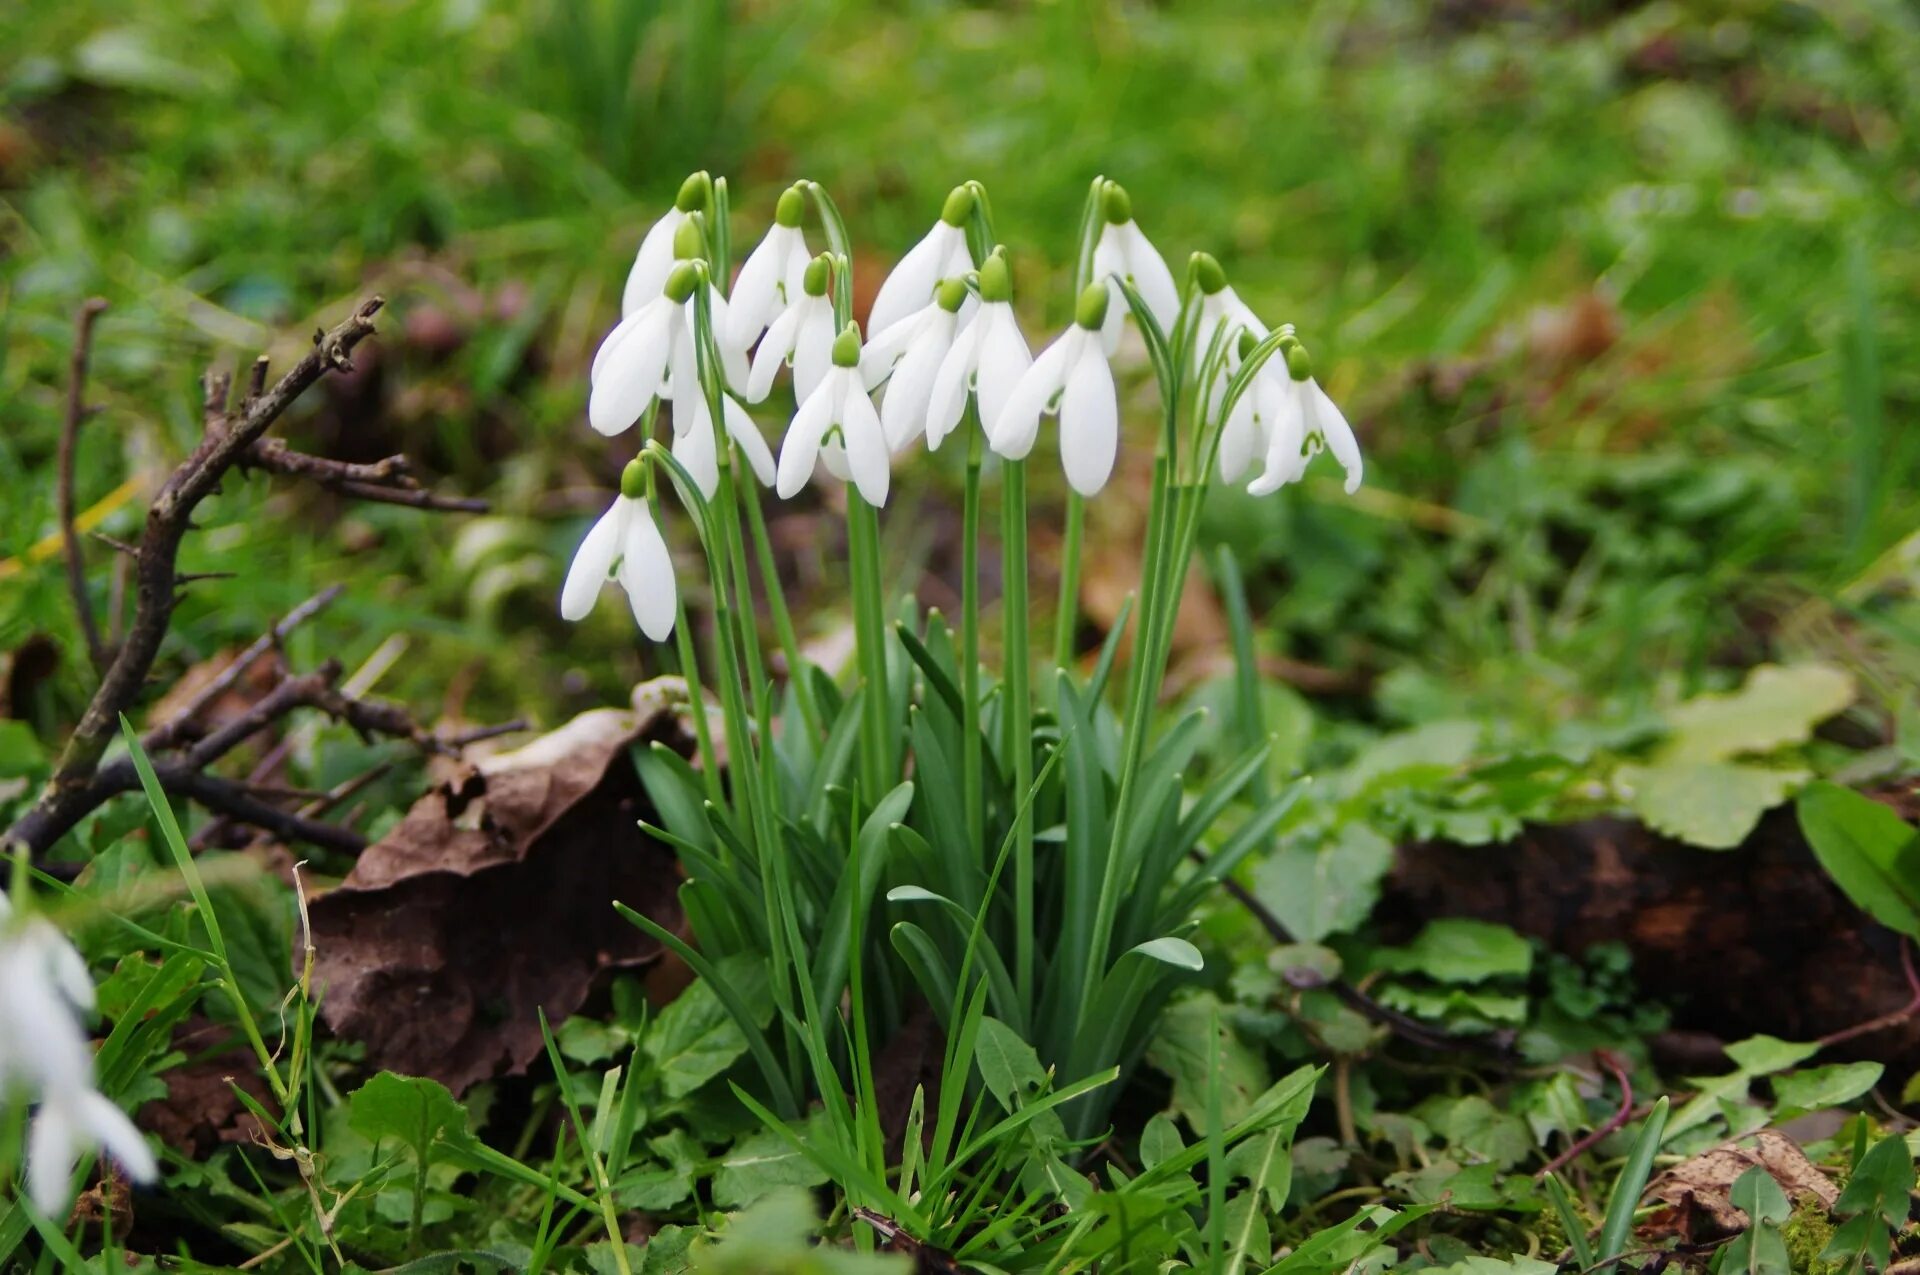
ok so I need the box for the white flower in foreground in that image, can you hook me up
[591,260,701,437]
[674,389,777,499]
[747,255,837,406]
[1090,180,1181,352]
[990,283,1120,497]
[726,184,812,350]
[776,323,891,507]
[620,171,711,316]
[862,278,969,452]
[926,250,1032,451]
[1246,340,1364,496]
[868,186,977,339]
[0,892,157,1217]
[559,461,678,640]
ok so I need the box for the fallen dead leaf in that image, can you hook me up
[1647,1129,1838,1241]
[137,1016,273,1157]
[309,679,707,1094]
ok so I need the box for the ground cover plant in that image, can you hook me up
[3,1,1920,1272]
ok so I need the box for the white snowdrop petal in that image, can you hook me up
[988,334,1070,462]
[621,210,685,317]
[674,401,721,499]
[869,223,957,337]
[78,1090,157,1186]
[859,310,925,390]
[776,374,840,498]
[726,225,792,347]
[924,324,981,451]
[27,1100,78,1218]
[792,305,835,404]
[1247,380,1309,496]
[560,500,630,621]
[1121,222,1182,333]
[723,395,778,487]
[974,307,1034,428]
[619,503,678,642]
[588,306,672,436]
[881,318,953,450]
[838,379,892,507]
[1058,343,1119,497]
[1310,379,1364,493]
[748,304,803,403]
[1218,391,1258,483]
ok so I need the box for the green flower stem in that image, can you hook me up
[961,412,986,862]
[743,479,822,740]
[1001,457,1035,1009]
[846,495,892,804]
[653,461,725,811]
[1054,490,1085,671]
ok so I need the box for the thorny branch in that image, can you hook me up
[4,297,507,859]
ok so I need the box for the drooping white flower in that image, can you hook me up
[727,185,812,351]
[0,893,158,1217]
[747,255,836,406]
[1189,253,1267,362]
[674,389,777,499]
[926,250,1032,451]
[592,248,750,439]
[989,284,1120,497]
[862,278,969,452]
[1245,341,1364,496]
[1090,180,1181,352]
[867,186,977,339]
[559,462,678,640]
[776,323,891,508]
[620,171,712,317]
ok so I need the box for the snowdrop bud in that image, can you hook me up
[672,216,704,262]
[1285,343,1314,381]
[935,278,969,313]
[1075,282,1110,332]
[1192,251,1227,296]
[978,250,1013,303]
[940,185,976,227]
[774,185,807,229]
[803,255,831,297]
[663,263,700,305]
[619,458,648,500]
[675,171,713,214]
[1237,329,1259,360]
[1101,180,1133,225]
[832,323,862,369]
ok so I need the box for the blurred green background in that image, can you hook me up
[3,0,1917,762]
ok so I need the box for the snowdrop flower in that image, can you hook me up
[776,324,891,508]
[1246,340,1364,496]
[674,389,777,499]
[591,260,701,437]
[1190,253,1267,362]
[559,460,678,641]
[1090,180,1181,352]
[747,256,836,406]
[868,186,976,338]
[727,184,812,350]
[863,278,969,452]
[621,171,712,316]
[990,284,1120,497]
[0,894,157,1216]
[926,250,1031,451]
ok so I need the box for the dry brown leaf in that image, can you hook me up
[309,679,705,1094]
[1647,1130,1838,1241]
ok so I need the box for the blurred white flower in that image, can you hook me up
[1090,180,1180,352]
[727,185,812,350]
[990,284,1120,497]
[1246,342,1364,496]
[747,256,836,406]
[559,463,678,641]
[776,324,891,508]
[926,251,1031,451]
[0,893,157,1217]
[620,171,712,316]
[868,186,977,338]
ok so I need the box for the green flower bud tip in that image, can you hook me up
[831,322,862,368]
[1075,282,1110,331]
[1192,251,1227,295]
[940,185,976,227]
[619,458,648,500]
[1237,329,1258,360]
[775,185,807,229]
[674,171,712,213]
[977,250,1013,303]
[1101,180,1133,225]
[672,215,705,262]
[935,277,969,313]
[663,262,701,304]
[1285,342,1313,382]
[803,255,832,297]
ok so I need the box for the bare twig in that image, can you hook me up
[242,439,490,513]
[144,585,345,753]
[1536,1050,1634,1180]
[59,298,111,675]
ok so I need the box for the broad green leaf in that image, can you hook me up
[974,1015,1048,1111]
[1141,1112,1185,1171]
[1145,994,1270,1127]
[644,956,772,1099]
[1619,761,1803,850]
[1661,663,1854,763]
[1797,781,1920,940]
[1833,1134,1915,1227]
[1724,1036,1821,1075]
[1731,1164,1792,1226]
[347,1072,470,1168]
[1771,1062,1884,1113]
[1375,919,1531,984]
[1252,824,1394,943]
[710,1127,831,1209]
